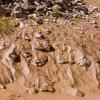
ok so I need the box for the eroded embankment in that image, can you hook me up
[0,19,100,98]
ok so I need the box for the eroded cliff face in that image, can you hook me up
[0,0,100,99]
[0,18,100,99]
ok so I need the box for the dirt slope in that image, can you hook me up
[0,0,100,100]
[0,16,100,99]
[85,0,100,6]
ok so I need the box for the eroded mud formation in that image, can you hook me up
[0,20,100,97]
[0,0,100,99]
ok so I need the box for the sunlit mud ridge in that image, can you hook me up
[0,19,100,98]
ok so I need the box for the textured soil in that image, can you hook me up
[0,1,100,100]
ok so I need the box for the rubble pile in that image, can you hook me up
[0,0,98,21]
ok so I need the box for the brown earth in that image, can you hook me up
[0,17,100,99]
[0,1,100,100]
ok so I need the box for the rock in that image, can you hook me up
[65,87,84,97]
[9,53,17,61]
[52,4,62,12]
[36,17,43,24]
[31,38,54,52]
[88,5,98,13]
[26,88,35,94]
[90,20,99,28]
[23,33,33,41]
[0,0,92,20]
[44,29,52,35]
[0,84,5,90]
[13,3,26,20]
[9,53,21,62]
[43,45,54,52]
[31,13,37,19]
[19,22,26,28]
[77,57,91,67]
[34,32,44,39]
[21,3,35,11]
[36,4,47,12]
[76,90,85,97]
[57,18,67,25]
[21,28,33,40]
[74,48,91,67]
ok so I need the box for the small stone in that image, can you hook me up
[43,45,53,52]
[32,13,37,19]
[9,53,21,62]
[26,88,35,94]
[36,17,43,25]
[74,48,91,67]
[52,4,61,11]
[19,22,26,29]
[78,57,91,67]
[45,29,52,35]
[76,90,85,97]
[21,3,35,11]
[44,19,50,23]
[65,87,84,97]
[34,32,44,39]
[0,84,4,90]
